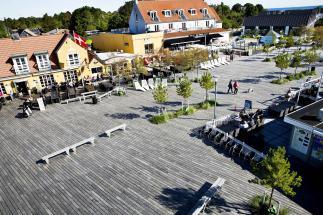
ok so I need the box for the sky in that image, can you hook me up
[1,0,322,19]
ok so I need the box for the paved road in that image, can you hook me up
[0,49,320,214]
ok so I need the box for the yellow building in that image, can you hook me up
[92,32,164,56]
[0,33,104,96]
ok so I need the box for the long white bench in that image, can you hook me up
[41,147,71,164]
[41,137,96,164]
[98,91,112,102]
[61,97,82,104]
[105,124,127,138]
[81,91,97,102]
[70,137,95,152]
[187,177,226,215]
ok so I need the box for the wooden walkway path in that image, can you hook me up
[0,51,316,214]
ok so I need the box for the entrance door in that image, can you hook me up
[16,81,28,95]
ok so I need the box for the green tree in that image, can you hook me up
[254,147,302,208]
[244,3,258,17]
[176,76,193,108]
[153,84,168,114]
[285,36,294,50]
[275,53,290,79]
[304,50,319,71]
[290,51,302,75]
[199,72,215,103]
[0,21,8,38]
[117,1,134,28]
[133,56,147,77]
[263,44,271,58]
[232,3,243,13]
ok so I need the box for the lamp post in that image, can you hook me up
[213,77,218,120]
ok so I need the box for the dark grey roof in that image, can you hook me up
[287,100,323,130]
[243,9,318,27]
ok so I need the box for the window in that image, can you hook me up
[154,25,160,32]
[39,74,55,87]
[182,22,187,29]
[144,44,154,54]
[0,83,7,95]
[206,21,210,27]
[68,53,80,67]
[124,42,129,47]
[149,11,158,21]
[36,54,51,71]
[189,9,196,15]
[169,23,173,29]
[177,9,184,16]
[163,10,171,17]
[202,8,208,16]
[13,57,29,74]
[64,70,78,82]
[91,67,103,74]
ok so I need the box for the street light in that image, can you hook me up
[213,77,218,120]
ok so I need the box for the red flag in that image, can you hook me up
[73,31,88,48]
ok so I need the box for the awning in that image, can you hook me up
[13,78,28,83]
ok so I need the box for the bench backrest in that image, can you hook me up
[81,91,97,96]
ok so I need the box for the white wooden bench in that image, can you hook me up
[61,97,82,104]
[105,124,127,138]
[81,91,97,102]
[98,91,112,102]
[41,147,71,164]
[41,137,96,164]
[187,177,226,215]
[70,137,95,152]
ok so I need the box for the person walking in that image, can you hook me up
[233,81,239,94]
[227,80,233,94]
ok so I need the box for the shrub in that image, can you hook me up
[150,114,169,124]
[117,91,126,96]
[263,58,271,62]
[184,106,196,115]
[249,194,289,215]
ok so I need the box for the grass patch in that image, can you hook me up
[150,100,217,124]
[271,70,316,85]
[249,194,290,215]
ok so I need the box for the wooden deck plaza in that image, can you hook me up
[0,50,316,214]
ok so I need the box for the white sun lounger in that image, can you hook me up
[141,80,150,91]
[155,78,161,87]
[218,58,227,65]
[211,60,221,67]
[221,57,230,65]
[148,78,155,89]
[134,81,146,92]
[162,79,168,87]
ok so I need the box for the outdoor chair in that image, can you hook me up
[133,81,146,92]
[232,144,243,157]
[141,80,150,91]
[208,130,217,140]
[224,140,234,150]
[244,151,256,163]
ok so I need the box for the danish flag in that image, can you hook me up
[73,31,88,48]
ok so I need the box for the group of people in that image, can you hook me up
[227,80,239,94]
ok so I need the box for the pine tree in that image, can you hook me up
[254,147,302,208]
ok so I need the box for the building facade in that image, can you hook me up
[0,34,103,96]
[284,100,323,167]
[243,7,323,36]
[92,0,229,54]
[92,32,164,55]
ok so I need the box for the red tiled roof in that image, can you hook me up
[137,0,221,24]
[0,34,68,78]
[164,28,227,39]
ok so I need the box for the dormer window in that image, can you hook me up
[35,52,51,71]
[189,9,196,15]
[12,55,29,75]
[163,10,171,17]
[201,8,208,16]
[177,9,184,16]
[149,11,159,21]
